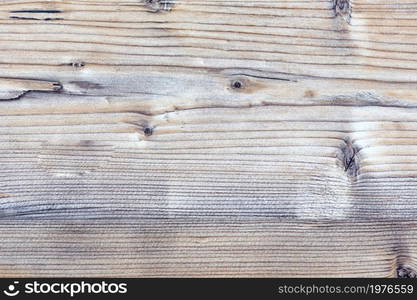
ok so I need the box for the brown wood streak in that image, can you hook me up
[1,0,417,277]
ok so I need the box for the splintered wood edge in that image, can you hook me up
[0,78,62,101]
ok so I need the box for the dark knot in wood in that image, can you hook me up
[144,127,153,137]
[231,80,243,89]
[332,0,352,24]
[145,0,176,12]
[338,137,360,180]
[397,266,417,278]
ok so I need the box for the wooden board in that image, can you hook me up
[1,0,417,277]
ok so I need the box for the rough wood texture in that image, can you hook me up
[1,0,417,277]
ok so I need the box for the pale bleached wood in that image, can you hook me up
[1,0,417,277]
[0,219,416,277]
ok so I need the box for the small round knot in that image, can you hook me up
[144,127,153,136]
[231,80,243,89]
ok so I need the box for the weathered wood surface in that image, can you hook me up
[1,0,417,277]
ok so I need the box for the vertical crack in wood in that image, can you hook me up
[338,137,360,180]
[332,0,352,24]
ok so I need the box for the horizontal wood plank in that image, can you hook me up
[0,219,416,277]
[1,0,417,277]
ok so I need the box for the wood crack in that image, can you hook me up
[0,78,62,101]
[10,10,62,14]
[10,9,63,21]
[10,16,63,21]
